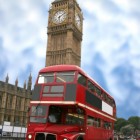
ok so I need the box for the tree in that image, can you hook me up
[120,124,135,136]
[128,116,140,130]
[114,118,128,132]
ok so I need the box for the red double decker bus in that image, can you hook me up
[26,65,116,140]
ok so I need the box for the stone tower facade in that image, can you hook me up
[46,0,83,67]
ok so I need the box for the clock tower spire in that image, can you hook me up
[45,0,83,67]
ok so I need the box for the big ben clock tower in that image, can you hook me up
[45,0,83,67]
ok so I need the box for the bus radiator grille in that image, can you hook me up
[35,133,56,140]
[46,134,56,140]
[35,133,45,140]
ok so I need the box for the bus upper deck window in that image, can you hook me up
[56,71,75,83]
[38,73,54,83]
[78,74,87,86]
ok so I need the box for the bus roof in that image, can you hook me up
[39,65,86,75]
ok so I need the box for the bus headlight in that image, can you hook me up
[64,138,68,140]
[28,134,32,139]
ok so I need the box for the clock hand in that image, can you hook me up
[58,12,66,22]
[59,12,66,18]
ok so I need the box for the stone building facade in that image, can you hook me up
[0,74,32,126]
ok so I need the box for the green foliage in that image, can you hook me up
[114,118,128,131]
[120,124,135,136]
[128,116,140,130]
[115,116,140,135]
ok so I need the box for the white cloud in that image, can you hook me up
[0,0,140,118]
[113,0,140,14]
[78,0,140,117]
[0,0,48,85]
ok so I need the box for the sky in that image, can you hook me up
[0,0,140,119]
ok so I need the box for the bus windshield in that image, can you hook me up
[30,105,48,123]
[48,105,85,125]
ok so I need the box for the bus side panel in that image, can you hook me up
[86,126,106,140]
[76,84,86,104]
[86,125,113,140]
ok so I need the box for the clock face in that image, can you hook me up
[53,10,67,24]
[75,12,81,29]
